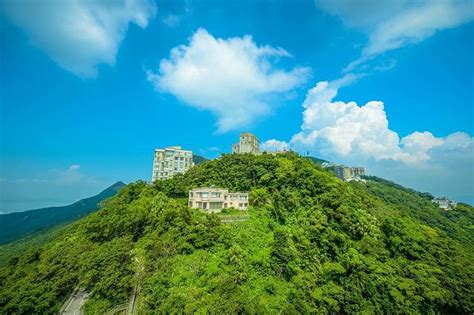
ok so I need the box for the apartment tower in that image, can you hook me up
[152,146,193,181]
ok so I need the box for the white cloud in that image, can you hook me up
[266,78,474,202]
[261,139,289,152]
[68,164,81,171]
[290,80,473,165]
[147,28,310,132]
[162,14,181,27]
[1,0,157,77]
[316,0,474,72]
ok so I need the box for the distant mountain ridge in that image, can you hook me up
[193,154,208,164]
[304,156,329,165]
[0,181,125,244]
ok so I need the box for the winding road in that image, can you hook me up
[61,289,90,315]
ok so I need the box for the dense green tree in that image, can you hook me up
[0,153,473,314]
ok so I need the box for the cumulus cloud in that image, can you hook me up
[290,80,473,165]
[147,28,310,132]
[268,78,473,202]
[261,139,290,152]
[316,0,474,72]
[1,0,157,77]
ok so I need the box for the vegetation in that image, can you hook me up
[0,182,125,244]
[0,153,473,314]
[304,156,329,165]
[0,224,70,267]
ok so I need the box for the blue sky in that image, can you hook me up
[1,0,473,212]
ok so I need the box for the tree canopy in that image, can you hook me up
[0,153,473,314]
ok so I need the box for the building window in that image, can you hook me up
[209,202,223,210]
[239,203,243,207]
[211,192,221,198]
[201,192,208,198]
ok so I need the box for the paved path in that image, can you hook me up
[62,289,90,315]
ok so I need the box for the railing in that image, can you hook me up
[219,214,249,223]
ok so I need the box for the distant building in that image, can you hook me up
[188,188,249,213]
[232,132,260,155]
[351,167,365,178]
[152,146,194,181]
[335,165,366,181]
[432,197,457,210]
[335,165,353,181]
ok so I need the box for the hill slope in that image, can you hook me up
[0,181,125,244]
[0,154,472,314]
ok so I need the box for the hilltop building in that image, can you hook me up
[335,165,366,182]
[351,167,365,178]
[232,132,260,155]
[432,197,457,210]
[335,165,353,181]
[152,146,194,181]
[188,187,249,213]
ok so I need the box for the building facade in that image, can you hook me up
[152,146,194,181]
[432,197,457,210]
[232,132,260,155]
[188,187,249,213]
[351,167,365,178]
[335,165,366,181]
[335,165,353,181]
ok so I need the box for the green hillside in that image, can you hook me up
[0,181,125,244]
[0,153,472,314]
[0,224,70,267]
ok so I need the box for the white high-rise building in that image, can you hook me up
[334,165,366,181]
[152,146,194,181]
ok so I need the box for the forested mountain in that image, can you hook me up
[304,156,329,165]
[0,153,472,314]
[0,181,125,244]
[193,154,208,164]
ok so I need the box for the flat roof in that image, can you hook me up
[190,188,248,194]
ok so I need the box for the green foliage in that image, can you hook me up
[0,153,473,314]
